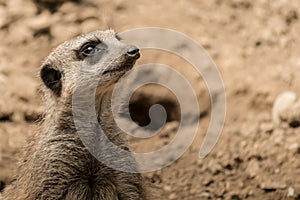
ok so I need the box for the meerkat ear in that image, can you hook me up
[40,64,62,96]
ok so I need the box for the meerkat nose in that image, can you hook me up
[127,46,140,57]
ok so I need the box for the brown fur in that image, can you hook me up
[2,30,146,200]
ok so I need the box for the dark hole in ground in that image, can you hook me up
[289,121,300,128]
[0,114,12,122]
[0,181,5,192]
[263,188,277,193]
[127,85,181,130]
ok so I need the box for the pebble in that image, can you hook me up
[168,193,176,199]
[246,159,260,178]
[272,91,297,125]
[163,185,172,192]
[260,181,287,191]
[287,187,295,197]
[280,102,300,128]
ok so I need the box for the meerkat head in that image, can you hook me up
[40,30,140,100]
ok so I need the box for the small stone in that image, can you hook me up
[163,185,172,192]
[199,192,212,198]
[272,91,297,125]
[289,143,299,151]
[274,168,280,174]
[168,193,176,199]
[280,102,300,128]
[246,159,260,178]
[260,181,287,191]
[287,187,295,197]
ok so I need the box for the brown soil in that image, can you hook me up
[0,0,300,199]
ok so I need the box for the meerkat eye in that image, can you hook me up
[81,43,96,56]
[77,41,101,59]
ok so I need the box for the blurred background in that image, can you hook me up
[0,0,300,199]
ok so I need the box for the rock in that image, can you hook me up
[199,192,212,199]
[246,159,260,178]
[287,187,295,197]
[280,102,300,128]
[288,143,299,152]
[163,185,172,192]
[260,181,287,191]
[272,91,297,125]
[168,193,176,200]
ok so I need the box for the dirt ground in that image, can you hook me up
[0,0,300,199]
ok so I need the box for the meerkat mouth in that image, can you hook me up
[103,51,140,75]
[103,62,135,75]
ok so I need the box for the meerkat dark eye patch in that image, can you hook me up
[40,64,62,96]
[76,41,105,60]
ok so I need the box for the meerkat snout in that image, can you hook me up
[126,46,140,57]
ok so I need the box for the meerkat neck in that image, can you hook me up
[42,88,121,143]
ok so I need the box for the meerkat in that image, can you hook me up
[1,30,146,200]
